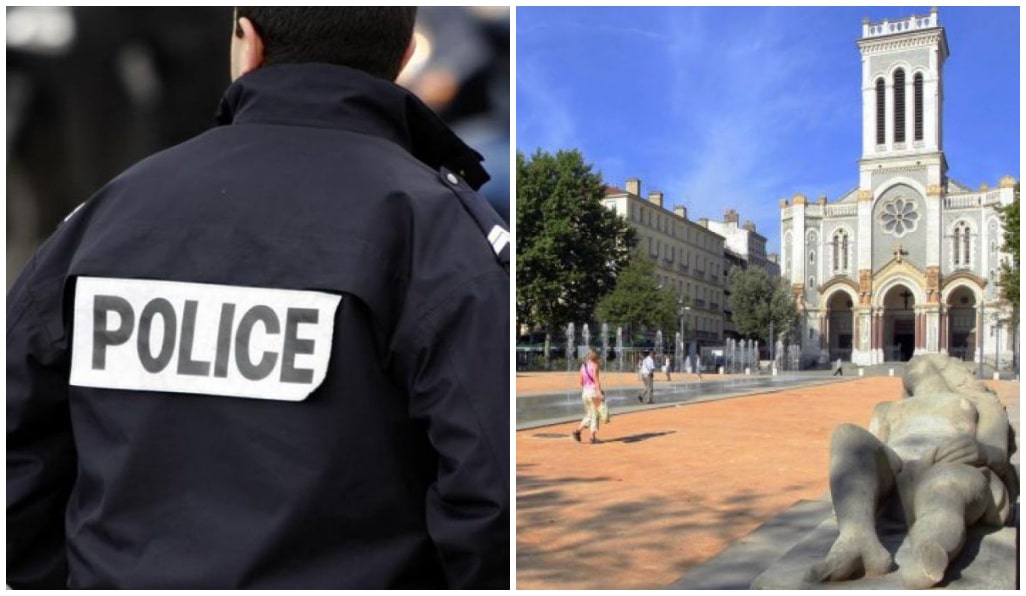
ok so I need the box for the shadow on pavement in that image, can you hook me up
[603,430,676,444]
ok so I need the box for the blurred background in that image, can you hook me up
[6,6,510,289]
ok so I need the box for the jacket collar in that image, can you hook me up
[214,63,490,190]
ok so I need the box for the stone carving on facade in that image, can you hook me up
[858,190,873,202]
[925,266,940,303]
[858,269,873,305]
[806,354,1017,589]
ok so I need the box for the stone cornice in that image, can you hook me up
[857,29,945,55]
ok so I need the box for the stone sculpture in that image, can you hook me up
[806,354,1017,588]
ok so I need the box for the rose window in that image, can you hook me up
[878,197,919,237]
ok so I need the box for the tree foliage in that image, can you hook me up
[998,184,1019,318]
[516,149,636,335]
[594,250,680,341]
[727,266,800,342]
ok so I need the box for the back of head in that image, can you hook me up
[235,7,417,80]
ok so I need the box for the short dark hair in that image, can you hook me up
[235,7,417,80]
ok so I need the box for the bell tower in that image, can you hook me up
[856,8,949,168]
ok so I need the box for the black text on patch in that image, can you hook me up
[70,277,341,401]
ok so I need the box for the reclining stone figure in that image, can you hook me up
[806,354,1017,588]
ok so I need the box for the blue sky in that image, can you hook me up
[516,6,1020,256]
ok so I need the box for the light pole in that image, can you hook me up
[994,313,1002,377]
[978,301,986,380]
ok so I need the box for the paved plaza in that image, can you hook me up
[515,372,1020,590]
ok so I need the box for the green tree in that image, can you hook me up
[516,149,636,356]
[998,184,1019,318]
[727,266,799,343]
[594,250,680,343]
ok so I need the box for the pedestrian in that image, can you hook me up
[573,348,606,444]
[833,357,844,376]
[6,8,509,589]
[638,350,656,403]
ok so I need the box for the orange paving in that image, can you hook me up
[515,376,1020,590]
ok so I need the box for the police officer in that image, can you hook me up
[7,8,509,589]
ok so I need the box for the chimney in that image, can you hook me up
[647,191,664,208]
[674,205,688,219]
[625,178,641,196]
[742,220,756,232]
[698,217,709,228]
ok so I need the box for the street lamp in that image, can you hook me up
[993,312,1003,378]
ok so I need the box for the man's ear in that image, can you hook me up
[397,34,417,79]
[234,16,265,79]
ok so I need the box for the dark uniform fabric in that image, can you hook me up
[7,63,510,589]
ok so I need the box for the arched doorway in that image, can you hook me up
[946,287,977,361]
[881,284,916,361]
[825,291,854,361]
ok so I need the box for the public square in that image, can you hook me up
[515,372,1020,590]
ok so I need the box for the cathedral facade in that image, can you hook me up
[780,9,1017,367]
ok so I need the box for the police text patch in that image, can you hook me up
[70,277,341,401]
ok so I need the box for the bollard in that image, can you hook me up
[745,367,751,376]
[858,368,864,377]
[888,368,894,377]
[772,366,778,376]
[718,366,724,375]
[993,372,1000,381]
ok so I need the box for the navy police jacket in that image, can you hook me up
[7,63,510,589]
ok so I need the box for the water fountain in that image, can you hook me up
[675,331,683,376]
[582,323,591,355]
[616,326,624,372]
[601,322,609,371]
[566,322,575,372]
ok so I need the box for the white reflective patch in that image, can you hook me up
[70,277,341,402]
[487,225,509,255]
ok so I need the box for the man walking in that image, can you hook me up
[637,350,656,404]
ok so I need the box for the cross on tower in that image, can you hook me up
[892,243,907,263]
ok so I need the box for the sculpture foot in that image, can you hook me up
[901,542,947,589]
[804,533,894,583]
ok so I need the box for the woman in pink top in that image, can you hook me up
[573,349,605,444]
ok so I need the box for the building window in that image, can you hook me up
[809,250,815,264]
[878,197,919,237]
[832,230,850,272]
[875,78,886,145]
[953,221,971,267]
[893,69,906,143]
[913,72,923,141]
